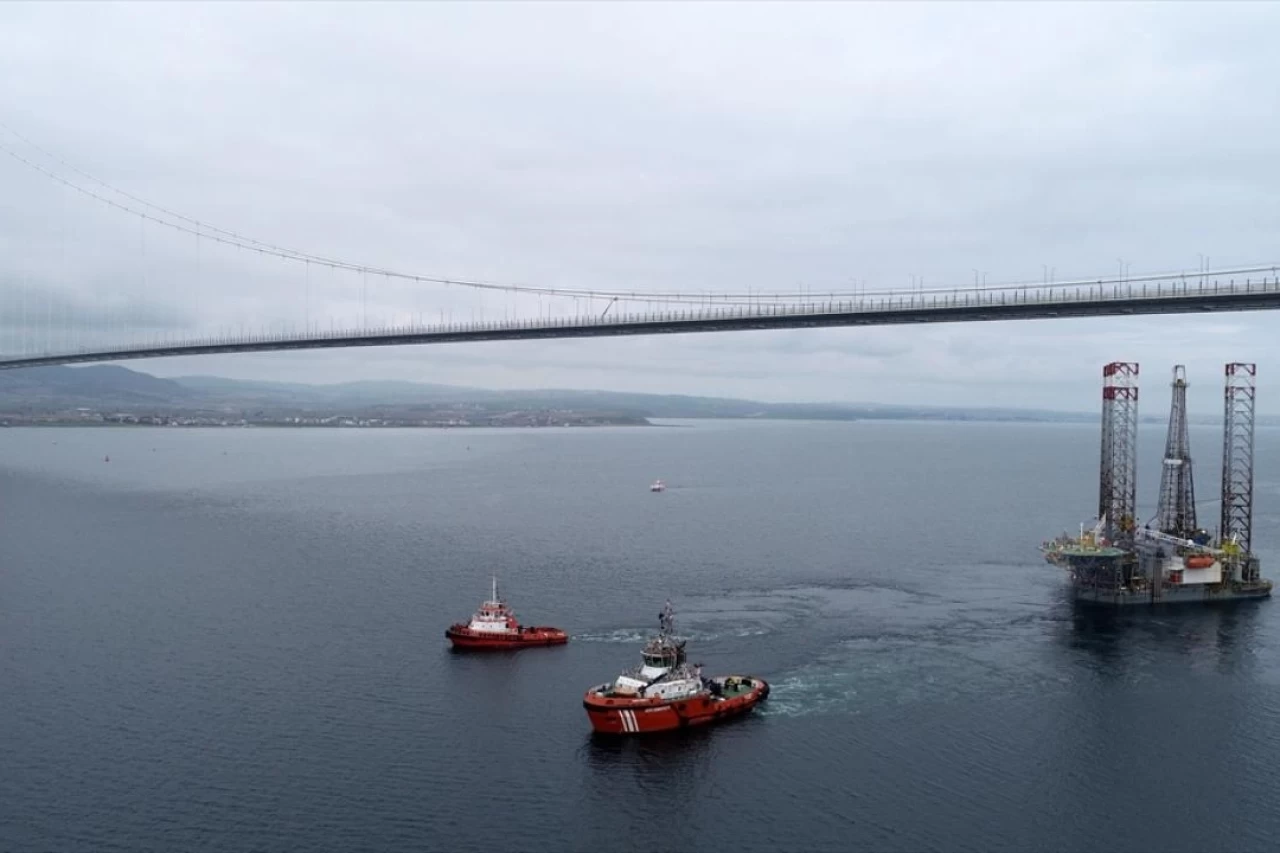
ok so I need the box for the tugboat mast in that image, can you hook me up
[659,599,675,636]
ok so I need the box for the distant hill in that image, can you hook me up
[175,375,476,403]
[5,364,1272,426]
[0,363,1114,423]
[0,365,194,408]
[169,374,1102,422]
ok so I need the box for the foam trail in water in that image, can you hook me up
[758,666,861,718]
[572,629,648,644]
[573,624,772,644]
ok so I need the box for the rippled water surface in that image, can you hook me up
[4,420,1280,852]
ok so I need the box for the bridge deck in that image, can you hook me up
[1,276,1277,369]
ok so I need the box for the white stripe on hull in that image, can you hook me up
[619,709,638,732]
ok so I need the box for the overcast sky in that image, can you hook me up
[2,1,1279,412]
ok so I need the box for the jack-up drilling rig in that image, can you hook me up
[1041,362,1271,605]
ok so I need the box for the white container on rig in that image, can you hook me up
[1166,554,1222,586]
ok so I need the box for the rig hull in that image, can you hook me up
[1057,540,1271,607]
[1071,581,1272,607]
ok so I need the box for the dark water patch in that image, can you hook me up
[4,422,1280,852]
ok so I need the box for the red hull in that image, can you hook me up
[446,625,568,649]
[583,677,769,734]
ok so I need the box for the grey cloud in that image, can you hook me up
[2,2,1279,410]
[0,279,194,357]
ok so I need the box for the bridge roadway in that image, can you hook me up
[2,275,1279,369]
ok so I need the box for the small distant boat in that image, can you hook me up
[650,479,666,492]
[445,577,568,650]
[582,600,769,735]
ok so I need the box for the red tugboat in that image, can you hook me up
[445,578,568,650]
[582,601,769,735]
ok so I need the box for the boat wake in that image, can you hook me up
[756,667,860,719]
[761,627,1077,719]
[573,629,650,644]
[573,625,771,644]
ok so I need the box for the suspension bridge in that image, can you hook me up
[3,125,1280,371]
[3,272,1280,371]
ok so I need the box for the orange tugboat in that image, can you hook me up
[445,578,568,650]
[582,601,769,735]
